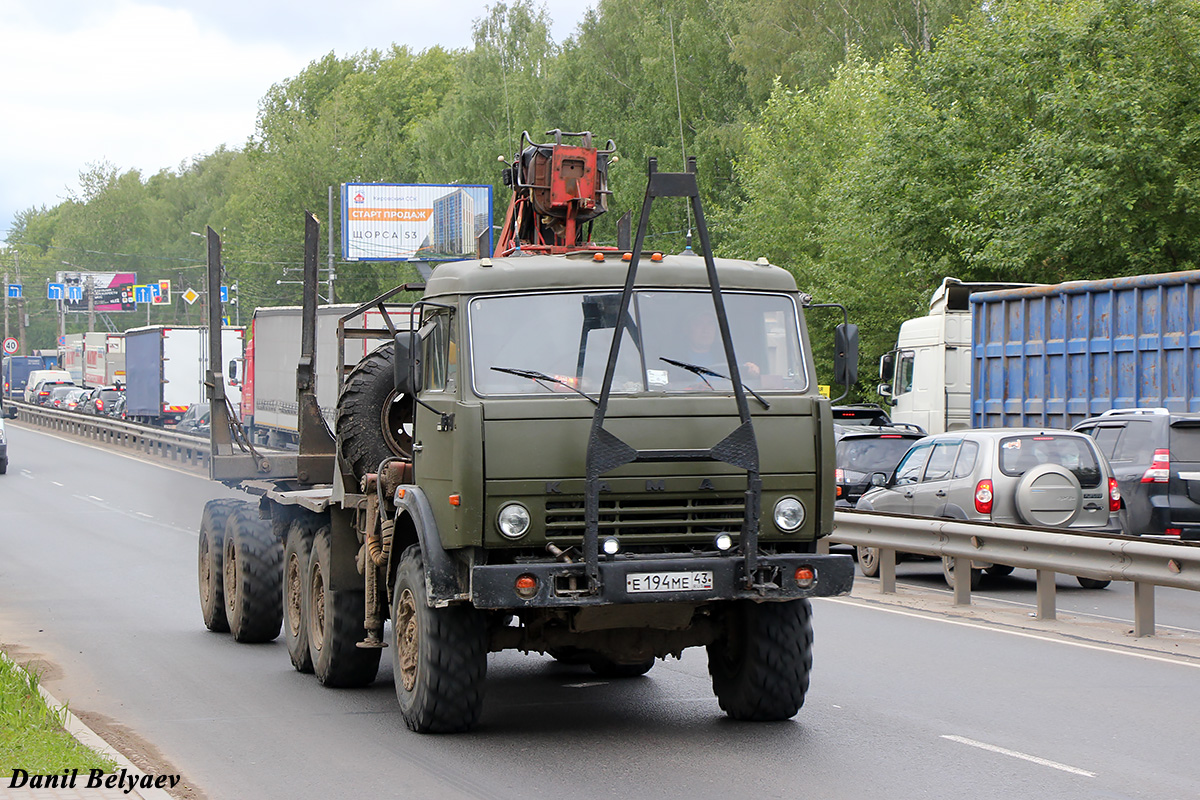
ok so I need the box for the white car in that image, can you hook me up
[23,369,72,403]
[0,416,7,474]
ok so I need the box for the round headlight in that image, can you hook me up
[497,503,531,539]
[773,497,806,532]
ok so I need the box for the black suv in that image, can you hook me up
[1074,408,1200,539]
[833,405,926,507]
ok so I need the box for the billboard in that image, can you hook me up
[55,272,137,312]
[342,183,493,262]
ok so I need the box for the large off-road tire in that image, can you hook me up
[198,498,246,633]
[307,526,381,687]
[707,599,813,721]
[283,518,318,673]
[223,506,283,643]
[335,342,413,485]
[392,545,488,733]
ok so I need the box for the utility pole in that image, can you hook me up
[87,274,95,332]
[15,252,25,355]
[328,185,337,304]
[4,270,9,344]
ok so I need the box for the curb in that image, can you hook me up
[1,651,174,800]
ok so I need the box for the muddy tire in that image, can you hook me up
[335,342,413,485]
[707,599,813,721]
[307,526,380,687]
[223,506,283,643]
[198,498,245,633]
[392,545,487,733]
[283,519,318,672]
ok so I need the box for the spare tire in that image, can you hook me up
[335,342,413,484]
[1014,464,1082,527]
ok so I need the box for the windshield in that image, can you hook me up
[469,290,806,396]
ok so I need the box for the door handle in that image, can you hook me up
[412,442,423,454]
[935,490,946,497]
[903,491,913,499]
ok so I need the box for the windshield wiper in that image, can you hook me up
[660,357,770,410]
[490,367,598,405]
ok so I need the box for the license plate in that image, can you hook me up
[626,571,714,594]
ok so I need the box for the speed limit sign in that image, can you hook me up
[2,337,17,355]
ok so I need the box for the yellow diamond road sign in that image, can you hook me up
[182,288,200,305]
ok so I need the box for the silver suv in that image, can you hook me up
[856,428,1124,589]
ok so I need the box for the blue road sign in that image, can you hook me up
[47,283,65,300]
[220,285,229,303]
[67,285,83,301]
[6,284,20,299]
[134,285,155,304]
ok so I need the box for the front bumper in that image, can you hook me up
[471,552,854,610]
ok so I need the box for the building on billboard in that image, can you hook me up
[431,189,475,256]
[341,183,493,262]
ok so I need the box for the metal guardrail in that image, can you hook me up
[826,509,1200,637]
[6,399,212,470]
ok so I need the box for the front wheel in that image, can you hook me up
[707,599,813,721]
[392,545,488,733]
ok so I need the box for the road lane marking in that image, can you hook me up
[9,422,211,481]
[19,469,33,479]
[824,598,1200,670]
[942,734,1096,777]
[51,481,63,487]
[89,495,104,502]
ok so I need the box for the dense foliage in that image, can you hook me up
[3,0,1197,394]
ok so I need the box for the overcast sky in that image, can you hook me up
[0,0,595,244]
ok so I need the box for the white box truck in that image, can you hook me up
[124,326,243,425]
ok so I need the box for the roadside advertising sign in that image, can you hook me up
[341,183,493,262]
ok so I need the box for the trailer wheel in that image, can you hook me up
[307,526,381,687]
[223,507,283,643]
[392,545,487,733]
[707,599,813,721]
[198,498,245,633]
[336,342,413,484]
[283,519,317,673]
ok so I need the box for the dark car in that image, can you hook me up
[81,386,124,416]
[834,422,927,507]
[1074,408,1200,540]
[176,402,210,436]
[48,385,80,409]
[34,380,76,406]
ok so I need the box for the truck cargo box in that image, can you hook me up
[972,270,1200,429]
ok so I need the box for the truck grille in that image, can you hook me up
[545,495,744,538]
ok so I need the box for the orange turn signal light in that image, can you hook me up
[515,574,538,599]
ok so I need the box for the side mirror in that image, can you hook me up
[833,323,859,387]
[870,472,888,487]
[394,330,422,395]
[879,351,895,382]
[228,359,238,381]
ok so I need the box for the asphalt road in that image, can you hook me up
[2,422,1198,800]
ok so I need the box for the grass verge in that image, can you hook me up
[0,652,116,778]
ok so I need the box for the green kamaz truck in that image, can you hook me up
[197,131,854,733]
